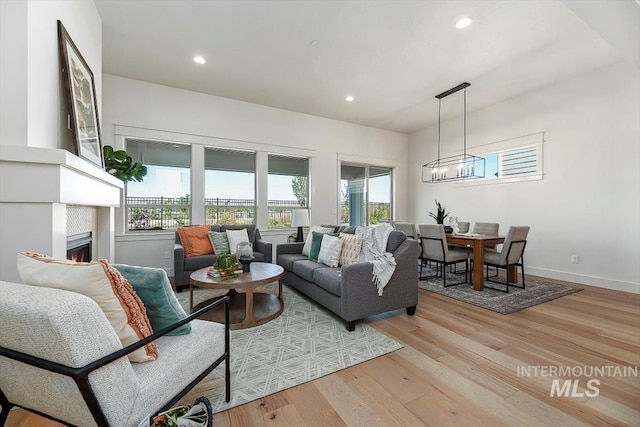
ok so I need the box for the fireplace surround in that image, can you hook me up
[0,146,124,282]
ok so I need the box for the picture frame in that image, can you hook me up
[57,20,103,169]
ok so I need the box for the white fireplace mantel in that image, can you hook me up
[0,145,123,206]
[0,146,124,283]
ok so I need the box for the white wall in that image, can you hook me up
[0,1,113,283]
[408,61,640,293]
[0,0,102,150]
[102,75,409,273]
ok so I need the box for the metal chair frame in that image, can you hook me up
[483,239,527,293]
[419,236,468,287]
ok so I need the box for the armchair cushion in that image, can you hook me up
[16,253,157,362]
[114,264,191,336]
[0,282,138,426]
[177,225,214,257]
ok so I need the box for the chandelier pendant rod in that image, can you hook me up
[437,98,441,172]
[463,87,467,157]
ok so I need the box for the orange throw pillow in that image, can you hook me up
[177,225,214,257]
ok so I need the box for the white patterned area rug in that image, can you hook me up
[175,284,402,414]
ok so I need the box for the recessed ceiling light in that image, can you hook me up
[455,17,472,29]
[193,56,206,64]
[345,96,355,102]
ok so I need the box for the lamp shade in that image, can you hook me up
[291,209,310,227]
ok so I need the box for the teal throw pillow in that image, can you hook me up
[308,231,339,261]
[208,231,230,254]
[113,264,191,335]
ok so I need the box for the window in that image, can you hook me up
[340,164,392,226]
[268,155,309,228]
[205,148,256,225]
[476,145,537,181]
[125,140,191,231]
[462,133,544,185]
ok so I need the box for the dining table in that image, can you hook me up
[445,233,514,291]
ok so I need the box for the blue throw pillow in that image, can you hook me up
[114,264,191,335]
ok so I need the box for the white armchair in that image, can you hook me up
[0,281,229,427]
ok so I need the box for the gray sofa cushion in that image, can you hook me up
[386,231,405,253]
[292,260,327,283]
[278,254,307,272]
[184,253,217,271]
[312,267,342,296]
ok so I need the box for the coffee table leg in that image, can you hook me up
[244,288,255,324]
[278,278,284,303]
[190,282,194,312]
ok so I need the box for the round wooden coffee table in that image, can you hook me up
[189,262,284,329]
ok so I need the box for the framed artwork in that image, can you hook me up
[58,20,103,169]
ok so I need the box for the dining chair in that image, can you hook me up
[418,224,468,287]
[393,222,416,239]
[457,221,470,233]
[472,222,500,246]
[471,222,500,276]
[483,226,530,293]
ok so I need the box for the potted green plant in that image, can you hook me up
[428,200,452,232]
[103,145,147,183]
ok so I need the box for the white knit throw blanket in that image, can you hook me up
[356,223,396,296]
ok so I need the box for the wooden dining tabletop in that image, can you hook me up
[445,234,508,291]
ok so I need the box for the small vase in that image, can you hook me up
[444,226,454,234]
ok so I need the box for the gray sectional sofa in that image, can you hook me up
[276,228,419,331]
[174,224,272,291]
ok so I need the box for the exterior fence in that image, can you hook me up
[127,197,390,230]
[127,197,308,230]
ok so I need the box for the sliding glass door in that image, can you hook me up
[340,163,392,226]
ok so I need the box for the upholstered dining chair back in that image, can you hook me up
[497,226,530,266]
[457,221,470,233]
[418,224,468,287]
[472,222,499,236]
[418,224,449,262]
[393,222,416,239]
[473,222,500,250]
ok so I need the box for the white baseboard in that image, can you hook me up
[526,266,640,294]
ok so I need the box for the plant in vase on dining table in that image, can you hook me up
[429,200,454,233]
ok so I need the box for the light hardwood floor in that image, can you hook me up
[6,277,640,426]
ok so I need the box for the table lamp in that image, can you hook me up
[291,209,310,242]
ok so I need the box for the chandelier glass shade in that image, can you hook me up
[422,82,485,183]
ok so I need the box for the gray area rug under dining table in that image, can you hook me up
[418,266,582,314]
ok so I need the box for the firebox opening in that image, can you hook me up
[67,232,92,262]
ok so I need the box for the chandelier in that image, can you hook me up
[422,82,485,183]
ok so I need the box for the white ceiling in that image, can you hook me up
[94,0,638,134]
